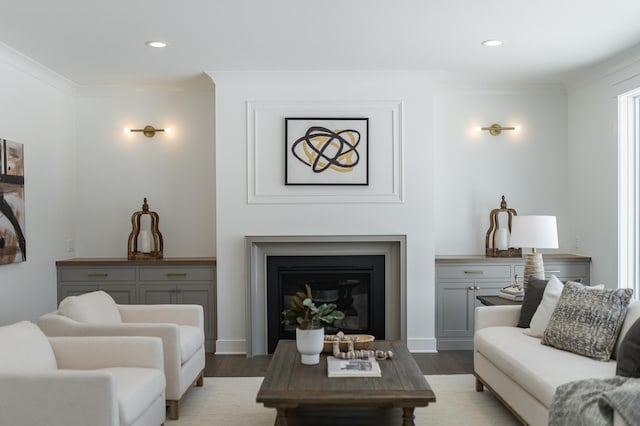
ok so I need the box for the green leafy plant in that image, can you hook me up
[282,284,345,330]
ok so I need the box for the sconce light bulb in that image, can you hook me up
[124,128,131,134]
[164,128,171,134]
[514,126,522,132]
[474,126,482,132]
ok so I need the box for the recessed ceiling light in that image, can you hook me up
[481,40,503,47]
[145,41,168,48]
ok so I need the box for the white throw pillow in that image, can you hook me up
[524,275,564,337]
[58,290,122,324]
[0,321,58,371]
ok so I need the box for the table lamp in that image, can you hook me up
[509,215,558,289]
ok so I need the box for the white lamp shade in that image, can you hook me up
[509,215,558,249]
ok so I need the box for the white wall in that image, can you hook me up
[568,54,640,287]
[435,87,570,254]
[210,71,437,353]
[74,77,216,258]
[0,44,77,323]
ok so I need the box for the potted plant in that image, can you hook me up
[282,284,345,364]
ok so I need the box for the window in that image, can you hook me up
[618,88,640,296]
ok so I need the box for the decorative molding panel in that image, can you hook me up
[247,100,404,204]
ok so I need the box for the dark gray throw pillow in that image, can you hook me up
[517,279,548,328]
[617,317,640,377]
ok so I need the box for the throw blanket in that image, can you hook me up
[549,376,640,426]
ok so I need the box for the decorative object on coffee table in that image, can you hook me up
[282,284,345,365]
[127,197,163,260]
[485,195,522,257]
[509,215,559,289]
[323,333,374,352]
[326,332,393,360]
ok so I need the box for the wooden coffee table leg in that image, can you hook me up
[274,407,289,426]
[402,407,416,426]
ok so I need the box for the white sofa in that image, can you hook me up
[474,299,640,426]
[38,291,205,420]
[0,321,166,426]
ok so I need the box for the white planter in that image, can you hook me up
[296,327,324,365]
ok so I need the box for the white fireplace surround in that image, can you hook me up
[246,235,407,357]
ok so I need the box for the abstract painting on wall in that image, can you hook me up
[285,117,369,185]
[0,139,26,265]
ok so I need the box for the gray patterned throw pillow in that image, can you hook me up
[541,282,633,361]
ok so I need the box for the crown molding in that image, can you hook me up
[0,42,77,95]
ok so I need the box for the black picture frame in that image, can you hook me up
[285,117,369,186]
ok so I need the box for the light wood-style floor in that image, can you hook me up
[205,350,473,377]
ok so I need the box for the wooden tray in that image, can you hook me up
[323,334,375,353]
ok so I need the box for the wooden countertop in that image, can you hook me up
[435,253,591,264]
[56,257,216,266]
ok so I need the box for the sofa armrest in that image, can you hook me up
[0,370,118,426]
[117,304,204,328]
[49,336,163,371]
[474,305,522,331]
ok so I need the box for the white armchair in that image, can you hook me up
[0,321,166,426]
[38,290,206,419]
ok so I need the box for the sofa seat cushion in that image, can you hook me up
[58,291,122,324]
[179,325,203,363]
[475,326,616,408]
[103,367,165,425]
[0,321,58,371]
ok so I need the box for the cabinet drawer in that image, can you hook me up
[139,267,213,281]
[514,262,588,281]
[437,265,511,280]
[60,268,135,282]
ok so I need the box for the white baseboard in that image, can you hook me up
[215,339,247,355]
[407,337,438,353]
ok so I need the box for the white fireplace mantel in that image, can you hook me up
[245,235,407,356]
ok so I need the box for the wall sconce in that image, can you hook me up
[124,125,171,137]
[477,124,521,136]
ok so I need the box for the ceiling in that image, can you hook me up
[2,0,640,87]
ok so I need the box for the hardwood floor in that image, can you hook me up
[205,350,473,377]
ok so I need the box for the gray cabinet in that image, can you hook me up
[435,254,591,350]
[56,258,217,352]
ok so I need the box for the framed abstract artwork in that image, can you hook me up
[285,117,369,185]
[0,138,26,265]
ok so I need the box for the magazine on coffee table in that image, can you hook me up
[327,356,382,378]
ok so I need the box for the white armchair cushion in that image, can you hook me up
[58,291,122,324]
[0,321,57,371]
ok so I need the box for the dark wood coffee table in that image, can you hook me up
[256,340,436,426]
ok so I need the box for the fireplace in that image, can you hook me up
[246,235,406,357]
[267,255,385,353]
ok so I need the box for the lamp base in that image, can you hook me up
[523,252,545,289]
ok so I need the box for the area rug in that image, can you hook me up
[167,374,519,425]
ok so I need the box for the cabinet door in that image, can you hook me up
[99,285,137,305]
[58,284,136,305]
[59,284,99,302]
[176,283,215,342]
[473,282,510,309]
[138,284,177,305]
[437,281,475,338]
